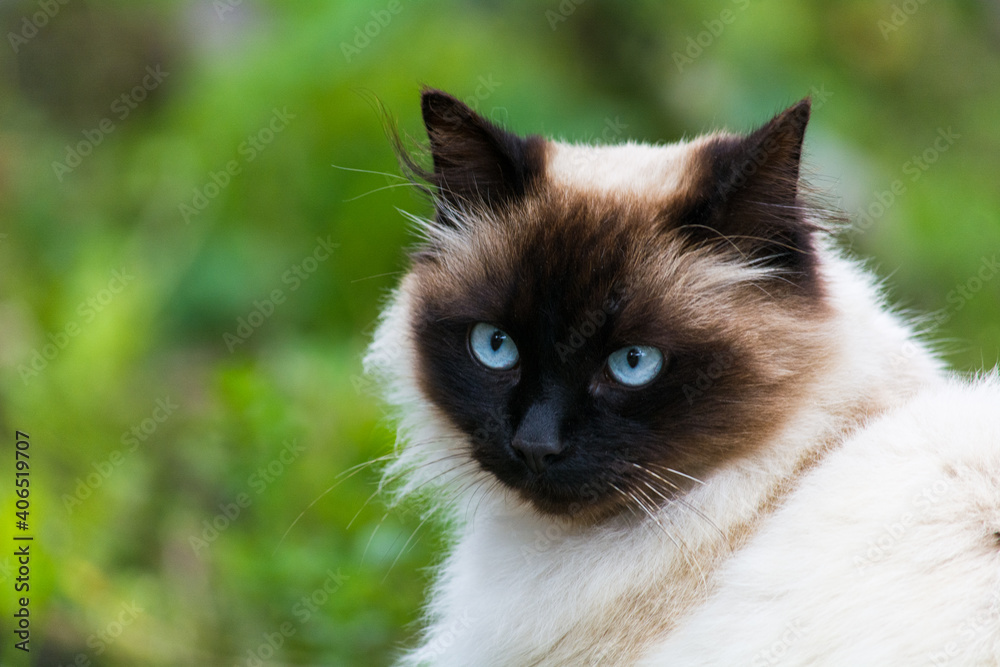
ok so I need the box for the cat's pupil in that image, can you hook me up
[627,348,641,368]
[490,331,505,352]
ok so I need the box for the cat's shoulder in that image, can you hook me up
[779,373,1000,579]
[641,375,1000,666]
[816,372,1000,525]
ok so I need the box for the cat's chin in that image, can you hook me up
[475,453,681,523]
[522,496,631,524]
[499,476,640,523]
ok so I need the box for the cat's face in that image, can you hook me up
[392,90,832,521]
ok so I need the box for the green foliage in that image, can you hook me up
[0,0,998,664]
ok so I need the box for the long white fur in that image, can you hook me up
[366,139,1000,666]
[638,376,1000,667]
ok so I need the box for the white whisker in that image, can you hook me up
[343,181,420,202]
[633,463,728,545]
[381,513,432,583]
[630,484,709,591]
[330,162,409,180]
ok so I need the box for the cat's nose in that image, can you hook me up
[511,436,564,474]
[511,400,565,474]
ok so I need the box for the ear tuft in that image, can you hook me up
[675,98,820,289]
[736,97,811,189]
[419,87,545,216]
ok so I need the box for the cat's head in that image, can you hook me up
[372,89,835,522]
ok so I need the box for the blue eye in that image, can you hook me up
[469,323,519,370]
[606,345,664,387]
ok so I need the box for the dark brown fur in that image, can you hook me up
[398,91,835,522]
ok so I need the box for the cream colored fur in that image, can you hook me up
[366,139,1000,666]
[639,377,1000,667]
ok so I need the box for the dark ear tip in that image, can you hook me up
[420,86,450,105]
[420,87,457,112]
[420,87,475,130]
[749,98,810,148]
[778,98,812,132]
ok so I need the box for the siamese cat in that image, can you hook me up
[365,88,1000,666]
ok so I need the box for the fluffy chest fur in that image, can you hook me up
[366,89,1000,666]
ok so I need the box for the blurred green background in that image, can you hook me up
[0,0,998,665]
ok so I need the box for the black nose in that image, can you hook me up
[511,436,564,474]
[511,400,565,474]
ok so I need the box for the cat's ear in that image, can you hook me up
[420,88,545,215]
[679,99,818,283]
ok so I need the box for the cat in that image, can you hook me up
[365,87,1000,666]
